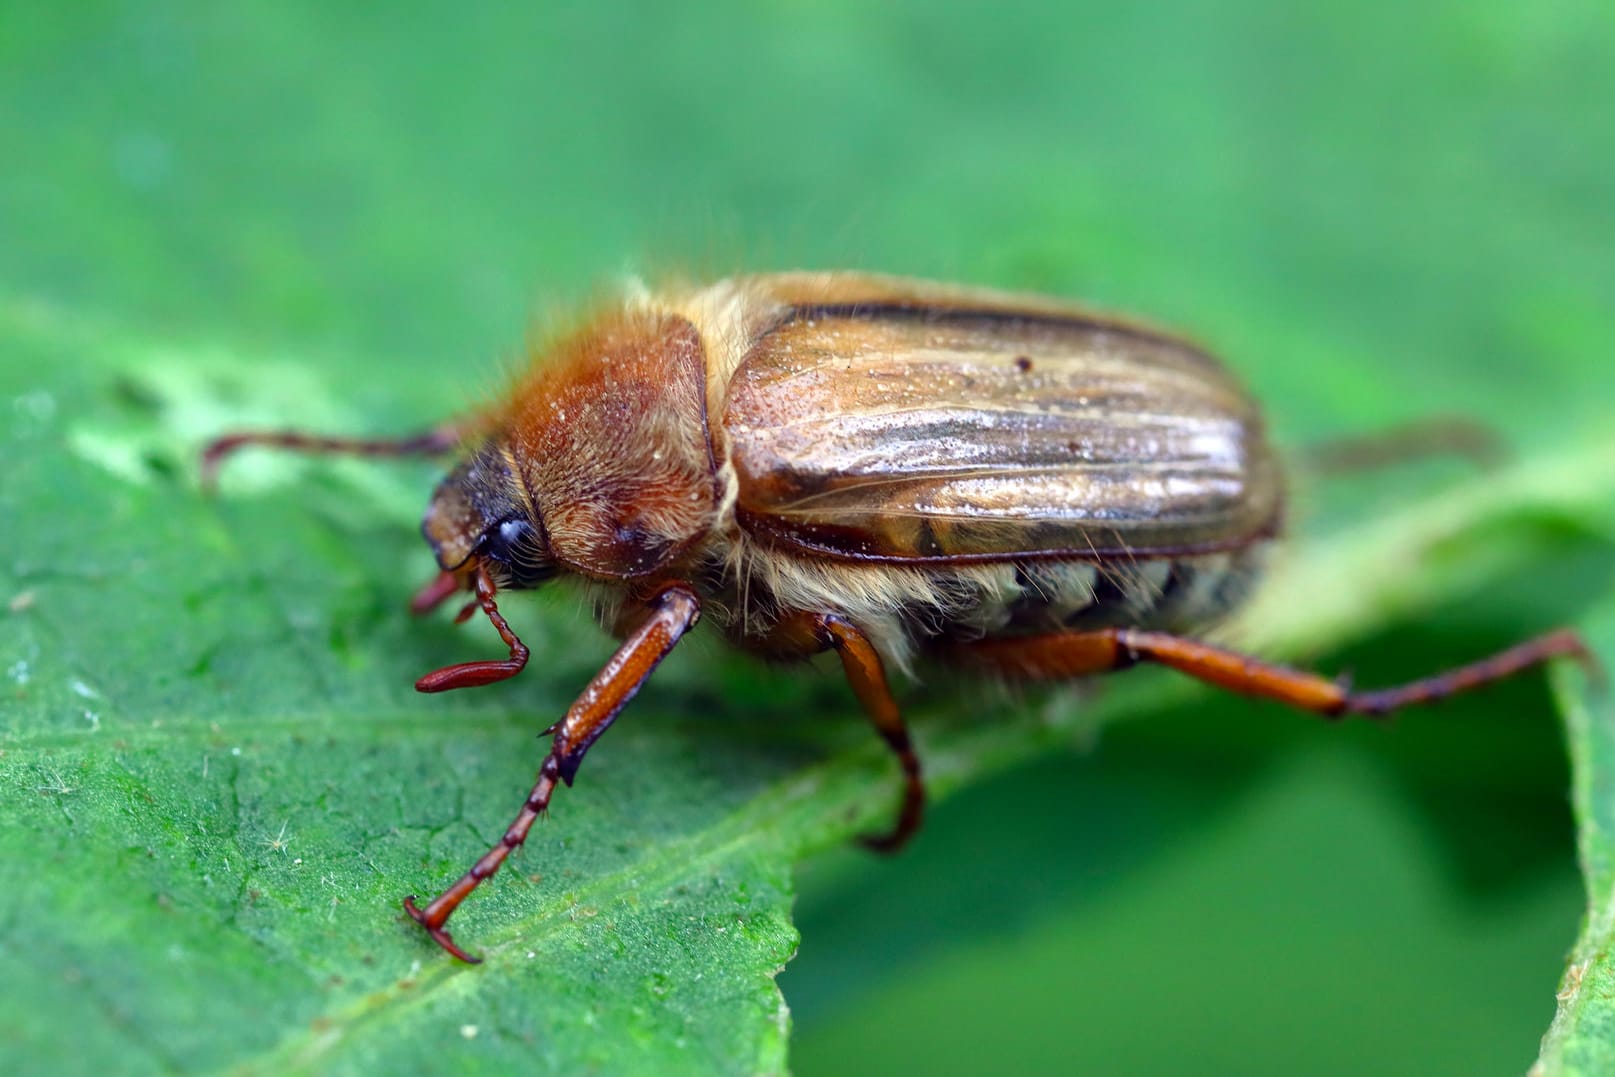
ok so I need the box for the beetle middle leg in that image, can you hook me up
[812,614,925,852]
[404,583,702,962]
[957,626,1592,717]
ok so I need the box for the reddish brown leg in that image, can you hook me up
[404,584,701,962]
[960,626,1591,718]
[1299,416,1505,477]
[409,569,469,616]
[414,563,530,692]
[817,614,925,852]
[200,422,465,488]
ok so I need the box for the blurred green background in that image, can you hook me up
[5,2,1614,1074]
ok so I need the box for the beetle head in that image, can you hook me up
[421,440,557,590]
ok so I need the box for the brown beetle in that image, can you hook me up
[204,272,1587,962]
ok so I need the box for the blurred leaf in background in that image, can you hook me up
[3,2,1613,1074]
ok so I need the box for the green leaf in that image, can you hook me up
[1537,604,1615,1075]
[5,306,1612,1071]
[5,4,1614,1074]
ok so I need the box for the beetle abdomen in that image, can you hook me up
[712,541,1269,673]
[995,547,1268,638]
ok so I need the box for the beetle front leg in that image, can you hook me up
[404,583,701,962]
[814,614,926,853]
[201,422,470,488]
[959,626,1592,717]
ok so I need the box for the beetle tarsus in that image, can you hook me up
[1339,628,1594,716]
[1299,416,1508,477]
[858,772,925,853]
[399,759,560,965]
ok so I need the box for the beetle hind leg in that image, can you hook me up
[815,614,926,853]
[1298,416,1506,477]
[957,626,1592,718]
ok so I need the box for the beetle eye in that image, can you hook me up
[480,517,555,589]
[496,518,529,549]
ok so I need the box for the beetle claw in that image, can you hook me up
[857,830,906,854]
[403,896,483,964]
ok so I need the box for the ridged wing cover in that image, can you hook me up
[720,298,1281,561]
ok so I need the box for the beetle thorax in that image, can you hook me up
[500,308,722,581]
